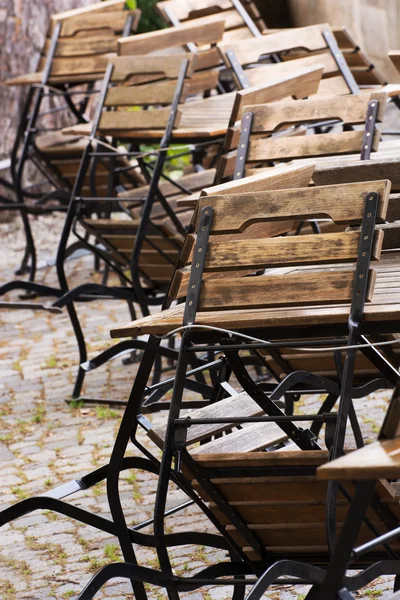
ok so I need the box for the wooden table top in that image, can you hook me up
[110,251,400,338]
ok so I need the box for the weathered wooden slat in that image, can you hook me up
[148,391,264,448]
[201,230,383,271]
[230,65,324,126]
[313,159,400,192]
[190,422,288,455]
[57,11,138,37]
[196,269,376,310]
[110,54,196,82]
[318,438,400,481]
[199,181,391,233]
[247,130,380,162]
[98,108,182,132]
[246,93,386,133]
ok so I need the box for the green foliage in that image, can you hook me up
[134,0,167,33]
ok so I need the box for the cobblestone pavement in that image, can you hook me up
[0,214,396,600]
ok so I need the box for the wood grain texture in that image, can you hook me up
[247,130,381,161]
[246,92,386,133]
[57,11,137,37]
[98,108,181,132]
[118,15,225,56]
[201,163,315,197]
[110,54,196,82]
[202,230,383,270]
[199,180,391,233]
[148,391,265,448]
[313,158,400,192]
[51,0,125,21]
[318,439,400,480]
[197,269,376,310]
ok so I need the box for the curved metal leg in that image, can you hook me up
[245,561,325,600]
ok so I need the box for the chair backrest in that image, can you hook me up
[156,0,266,40]
[169,180,390,313]
[92,54,204,137]
[220,92,386,181]
[40,0,141,84]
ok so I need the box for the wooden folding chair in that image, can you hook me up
[1,0,141,281]
[0,164,316,600]
[65,178,400,599]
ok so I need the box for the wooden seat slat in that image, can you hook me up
[148,390,265,448]
[190,422,289,455]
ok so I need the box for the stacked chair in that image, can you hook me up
[1,0,141,280]
[1,3,400,599]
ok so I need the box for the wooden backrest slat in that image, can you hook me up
[246,129,380,162]
[51,0,126,22]
[218,24,331,66]
[98,108,182,132]
[199,230,384,271]
[198,181,390,233]
[245,93,386,134]
[118,16,225,56]
[110,54,197,83]
[57,11,137,37]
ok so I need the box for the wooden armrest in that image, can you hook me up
[317,438,400,480]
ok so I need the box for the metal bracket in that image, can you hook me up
[225,50,251,90]
[122,13,134,38]
[322,29,360,96]
[349,191,379,324]
[360,100,379,160]
[163,6,198,54]
[183,206,213,326]
[231,0,261,38]
[233,111,253,180]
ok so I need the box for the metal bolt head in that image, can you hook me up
[369,196,374,200]
[367,212,372,217]
[198,247,202,252]
[195,263,200,268]
[364,235,368,240]
[191,284,195,289]
[359,274,364,279]
[188,300,193,305]
[362,251,367,257]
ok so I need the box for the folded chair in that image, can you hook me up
[67,65,323,403]
[70,178,400,599]
[0,164,316,600]
[0,53,218,396]
[1,0,141,281]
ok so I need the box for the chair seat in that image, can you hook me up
[147,390,290,453]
